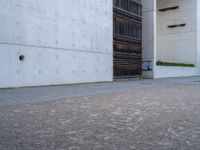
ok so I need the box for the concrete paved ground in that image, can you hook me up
[0,77,200,150]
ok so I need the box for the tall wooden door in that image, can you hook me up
[113,0,142,79]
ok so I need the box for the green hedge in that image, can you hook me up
[156,61,195,67]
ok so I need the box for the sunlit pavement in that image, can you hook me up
[0,77,200,150]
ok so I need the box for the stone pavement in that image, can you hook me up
[0,77,200,150]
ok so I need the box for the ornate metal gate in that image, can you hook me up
[113,0,142,78]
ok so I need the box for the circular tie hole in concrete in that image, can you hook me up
[19,55,25,61]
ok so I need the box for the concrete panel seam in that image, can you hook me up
[0,42,113,55]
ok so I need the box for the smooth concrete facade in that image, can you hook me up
[1,0,200,88]
[142,0,157,78]
[198,0,200,71]
[0,0,113,88]
[142,0,200,78]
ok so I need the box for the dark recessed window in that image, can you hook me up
[168,24,186,28]
[113,0,142,16]
[159,6,179,12]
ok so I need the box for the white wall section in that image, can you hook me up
[0,0,113,88]
[156,0,197,64]
[197,0,200,71]
[155,0,200,78]
[142,0,200,78]
[142,0,157,78]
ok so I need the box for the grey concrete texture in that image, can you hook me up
[0,0,113,88]
[0,77,200,150]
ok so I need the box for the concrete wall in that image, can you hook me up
[155,66,199,78]
[197,0,200,71]
[0,0,113,88]
[156,0,197,64]
[142,0,157,78]
[155,0,200,78]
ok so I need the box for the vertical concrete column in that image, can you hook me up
[197,0,200,73]
[142,0,157,78]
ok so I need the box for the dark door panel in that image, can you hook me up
[113,0,142,79]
